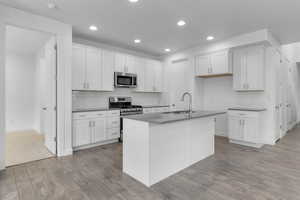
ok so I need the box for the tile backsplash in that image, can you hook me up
[72,88,163,110]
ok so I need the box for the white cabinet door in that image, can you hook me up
[195,55,211,76]
[86,47,101,90]
[153,61,163,92]
[233,45,265,91]
[135,58,146,91]
[73,119,91,147]
[144,60,155,92]
[93,118,106,143]
[72,45,86,90]
[210,51,229,75]
[115,53,126,72]
[126,55,137,74]
[242,116,259,143]
[102,50,115,91]
[246,46,265,90]
[228,116,243,141]
[106,128,120,140]
[233,48,247,90]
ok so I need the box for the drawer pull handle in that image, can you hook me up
[79,115,86,117]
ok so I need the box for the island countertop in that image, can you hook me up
[123,110,226,124]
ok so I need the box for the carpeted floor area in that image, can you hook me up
[5,130,54,167]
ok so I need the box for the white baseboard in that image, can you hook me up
[229,139,264,148]
[73,139,119,151]
[215,130,228,137]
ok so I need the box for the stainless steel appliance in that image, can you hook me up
[114,72,137,88]
[109,97,143,141]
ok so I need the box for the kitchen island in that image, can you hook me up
[123,110,225,187]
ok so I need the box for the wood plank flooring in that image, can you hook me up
[2,126,300,200]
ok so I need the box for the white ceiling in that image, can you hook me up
[6,25,51,56]
[1,0,300,57]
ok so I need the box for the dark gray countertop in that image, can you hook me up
[72,108,119,113]
[228,107,267,112]
[142,105,170,108]
[123,110,226,124]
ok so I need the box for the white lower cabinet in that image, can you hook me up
[72,110,120,149]
[93,118,106,143]
[72,119,91,147]
[228,110,263,148]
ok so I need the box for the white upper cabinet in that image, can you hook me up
[72,43,163,92]
[233,45,265,91]
[135,58,146,91]
[72,45,86,90]
[195,55,211,76]
[126,55,137,74]
[141,59,163,93]
[114,53,127,72]
[153,61,163,92]
[86,47,101,90]
[114,53,136,73]
[101,50,115,91]
[135,58,163,93]
[195,50,232,77]
[72,44,114,91]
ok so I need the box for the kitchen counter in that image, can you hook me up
[228,107,266,112]
[123,110,225,124]
[72,107,119,113]
[142,105,170,108]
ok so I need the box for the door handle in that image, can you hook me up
[42,107,47,110]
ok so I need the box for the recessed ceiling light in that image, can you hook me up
[128,0,139,3]
[177,20,186,27]
[89,25,98,31]
[134,39,141,44]
[165,48,171,52]
[206,36,214,41]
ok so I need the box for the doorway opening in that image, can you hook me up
[5,25,57,167]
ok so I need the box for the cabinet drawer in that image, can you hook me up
[73,111,107,119]
[228,111,259,118]
[106,128,120,140]
[106,110,120,117]
[106,117,120,128]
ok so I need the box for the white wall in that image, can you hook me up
[163,30,281,142]
[5,53,37,132]
[0,5,73,170]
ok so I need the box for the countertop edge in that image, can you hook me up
[123,111,226,124]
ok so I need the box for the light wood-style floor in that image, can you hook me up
[1,126,300,200]
[5,130,54,167]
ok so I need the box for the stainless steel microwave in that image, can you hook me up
[114,72,137,88]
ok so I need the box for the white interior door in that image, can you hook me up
[43,37,57,155]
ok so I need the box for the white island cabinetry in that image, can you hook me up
[123,116,216,187]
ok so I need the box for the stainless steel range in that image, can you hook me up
[109,97,143,141]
